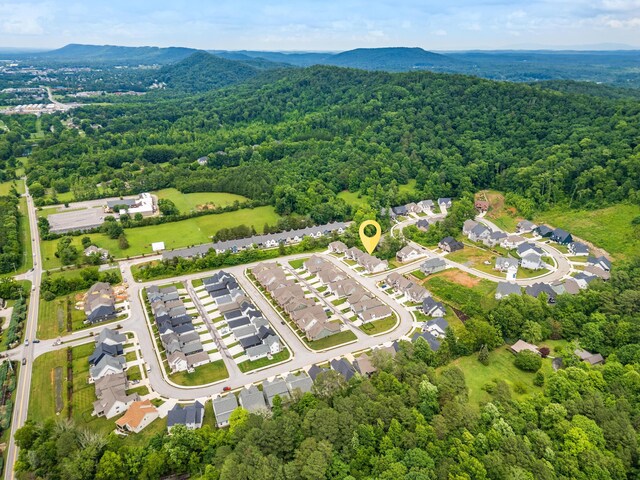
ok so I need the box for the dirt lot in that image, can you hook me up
[429,269,480,288]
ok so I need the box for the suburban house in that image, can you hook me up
[411,330,441,351]
[416,219,430,231]
[331,358,357,381]
[484,231,507,247]
[84,245,109,260]
[517,242,543,258]
[584,264,610,280]
[423,317,448,338]
[475,200,490,212]
[516,220,537,234]
[551,228,573,245]
[510,340,539,355]
[439,237,463,253]
[575,272,598,289]
[521,253,543,270]
[396,245,421,263]
[392,205,408,216]
[468,224,491,243]
[353,354,377,377]
[167,401,205,432]
[405,202,420,213]
[285,372,314,396]
[115,399,159,433]
[420,257,447,275]
[525,283,557,303]
[575,349,604,366]
[84,282,117,324]
[328,240,348,254]
[437,198,452,210]
[495,282,522,300]
[96,328,126,346]
[535,225,553,237]
[89,355,125,382]
[345,246,364,261]
[88,342,123,366]
[212,395,238,428]
[418,200,435,213]
[357,253,388,273]
[238,385,268,412]
[501,235,526,250]
[587,255,611,272]
[462,219,478,236]
[495,256,519,274]
[568,241,589,256]
[263,377,291,407]
[307,364,330,381]
[422,297,446,317]
[92,373,138,419]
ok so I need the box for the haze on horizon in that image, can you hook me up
[0,0,639,51]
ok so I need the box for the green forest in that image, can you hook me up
[0,196,22,274]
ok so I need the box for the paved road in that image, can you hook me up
[5,187,42,480]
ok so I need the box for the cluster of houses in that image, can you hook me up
[494,255,611,302]
[84,282,117,324]
[146,285,210,373]
[213,344,401,427]
[162,222,349,261]
[303,255,393,323]
[89,328,162,434]
[202,271,282,362]
[381,198,452,220]
[252,262,341,341]
[517,220,591,255]
[328,241,388,273]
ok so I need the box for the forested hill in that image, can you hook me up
[153,51,287,93]
[21,65,640,223]
[322,47,457,71]
[30,43,200,65]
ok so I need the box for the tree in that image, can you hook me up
[514,351,542,372]
[81,236,92,249]
[29,182,45,198]
[478,345,490,365]
[118,233,129,250]
[56,237,79,265]
[158,198,179,216]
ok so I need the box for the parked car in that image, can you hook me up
[24,339,29,346]
[222,386,231,392]
[33,339,40,343]
[21,358,26,365]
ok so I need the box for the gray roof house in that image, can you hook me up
[587,255,611,272]
[422,297,446,317]
[535,225,553,237]
[495,282,522,300]
[411,331,441,351]
[462,219,478,235]
[285,372,314,396]
[84,282,117,324]
[167,401,205,431]
[416,219,430,231]
[420,257,447,275]
[330,358,357,381]
[212,395,238,428]
[263,378,291,407]
[568,242,589,256]
[89,355,125,381]
[551,228,573,245]
[238,385,268,412]
[495,257,519,273]
[424,317,449,337]
[525,283,557,303]
[439,237,463,253]
[307,364,330,381]
[516,220,537,234]
[575,349,604,366]
[468,224,491,242]
[96,328,126,346]
[438,198,452,209]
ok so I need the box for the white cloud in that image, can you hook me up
[600,15,640,27]
[0,2,53,35]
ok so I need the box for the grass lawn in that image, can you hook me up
[411,270,426,280]
[154,188,249,213]
[337,190,370,209]
[481,190,522,233]
[41,205,281,269]
[0,180,25,196]
[28,349,68,421]
[447,245,499,275]
[288,258,307,269]
[238,349,291,373]
[424,270,497,317]
[307,330,357,350]
[398,179,418,196]
[192,278,204,287]
[168,360,228,386]
[536,203,640,260]
[516,267,550,279]
[37,292,90,339]
[331,298,347,306]
[360,315,397,335]
[446,345,554,407]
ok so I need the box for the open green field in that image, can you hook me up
[360,315,397,335]
[337,190,370,209]
[238,349,291,373]
[446,345,554,406]
[154,188,249,213]
[168,360,228,386]
[28,349,68,421]
[398,179,418,196]
[0,180,24,196]
[536,203,640,260]
[40,205,281,269]
[423,269,497,317]
[37,293,88,339]
[480,190,522,232]
[307,330,357,350]
[516,266,550,279]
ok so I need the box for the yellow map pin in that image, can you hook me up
[359,220,382,254]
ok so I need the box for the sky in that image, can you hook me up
[0,0,639,51]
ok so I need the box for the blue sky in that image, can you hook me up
[1,0,639,50]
